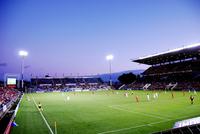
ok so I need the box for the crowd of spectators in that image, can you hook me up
[30,83,109,93]
[31,77,103,87]
[29,77,109,92]
[143,60,200,76]
[174,81,200,91]
[121,60,200,91]
[0,88,20,109]
[124,81,200,91]
[124,82,145,90]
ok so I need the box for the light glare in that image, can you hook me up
[106,54,114,61]
[19,50,28,57]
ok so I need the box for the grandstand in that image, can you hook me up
[0,88,21,134]
[153,123,200,134]
[2,44,200,134]
[31,77,103,86]
[30,76,106,92]
[129,43,200,91]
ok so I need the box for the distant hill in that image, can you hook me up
[94,69,144,82]
[0,70,144,82]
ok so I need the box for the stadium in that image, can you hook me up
[1,1,200,134]
[1,43,200,134]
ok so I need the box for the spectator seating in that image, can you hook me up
[0,88,20,119]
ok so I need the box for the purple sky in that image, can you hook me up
[1,0,200,79]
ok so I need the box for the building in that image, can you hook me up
[130,43,200,90]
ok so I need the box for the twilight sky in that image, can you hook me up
[0,0,200,79]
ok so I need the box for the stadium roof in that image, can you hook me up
[133,43,200,65]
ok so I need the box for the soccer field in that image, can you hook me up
[11,90,200,134]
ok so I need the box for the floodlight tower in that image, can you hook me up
[106,54,114,87]
[19,50,28,89]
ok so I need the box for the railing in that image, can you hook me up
[0,95,20,120]
[153,123,200,134]
[4,94,23,134]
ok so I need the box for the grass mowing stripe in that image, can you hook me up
[32,96,54,134]
[109,105,167,120]
[98,112,200,134]
[98,119,171,134]
[12,91,200,134]
[98,124,146,134]
[116,105,171,120]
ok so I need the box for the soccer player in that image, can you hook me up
[153,93,156,99]
[61,92,64,96]
[38,102,43,111]
[124,92,128,97]
[147,93,150,101]
[190,95,194,104]
[194,90,197,95]
[67,96,70,101]
[155,92,158,98]
[135,96,139,103]
[171,92,174,99]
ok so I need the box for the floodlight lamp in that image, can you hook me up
[106,54,114,61]
[19,50,28,57]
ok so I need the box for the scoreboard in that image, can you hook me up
[4,74,19,88]
[7,78,17,85]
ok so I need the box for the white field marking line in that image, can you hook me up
[110,96,200,118]
[111,96,188,109]
[109,105,167,120]
[114,102,200,120]
[111,104,173,119]
[98,113,200,134]
[32,96,54,134]
[118,105,173,119]
[98,107,200,134]
[97,119,170,134]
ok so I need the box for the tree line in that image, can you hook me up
[118,72,140,84]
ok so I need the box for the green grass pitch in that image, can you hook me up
[11,90,200,134]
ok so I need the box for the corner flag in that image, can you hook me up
[11,121,18,127]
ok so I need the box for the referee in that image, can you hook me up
[38,102,43,111]
[190,95,194,104]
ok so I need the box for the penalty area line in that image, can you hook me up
[99,106,200,134]
[109,105,167,120]
[32,96,54,134]
[98,119,171,134]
